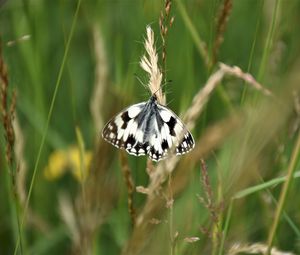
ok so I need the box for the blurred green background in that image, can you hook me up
[1,0,300,254]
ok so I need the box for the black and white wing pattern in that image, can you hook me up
[102,102,148,154]
[102,95,195,162]
[155,103,195,157]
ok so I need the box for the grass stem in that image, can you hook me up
[13,0,82,254]
[218,199,233,255]
[175,0,210,67]
[266,131,300,254]
[257,0,282,82]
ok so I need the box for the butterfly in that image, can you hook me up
[102,94,195,161]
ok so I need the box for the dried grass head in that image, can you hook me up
[140,26,165,104]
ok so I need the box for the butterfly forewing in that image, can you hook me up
[102,102,146,151]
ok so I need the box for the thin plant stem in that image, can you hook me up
[75,126,87,205]
[240,0,264,105]
[5,163,24,255]
[175,0,210,67]
[1,38,24,254]
[13,0,82,254]
[257,0,282,82]
[208,0,220,73]
[266,131,300,254]
[120,152,136,227]
[168,173,174,255]
[218,199,233,255]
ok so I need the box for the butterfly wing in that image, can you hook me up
[147,103,194,161]
[102,102,149,156]
[102,99,195,162]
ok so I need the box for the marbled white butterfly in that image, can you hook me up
[102,94,195,161]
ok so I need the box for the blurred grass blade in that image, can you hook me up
[13,0,82,254]
[18,98,66,148]
[28,226,67,255]
[257,0,282,82]
[218,199,233,255]
[267,132,300,254]
[233,171,300,199]
[75,126,87,204]
[175,0,210,67]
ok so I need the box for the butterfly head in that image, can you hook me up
[151,93,158,102]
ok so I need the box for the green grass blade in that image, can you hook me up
[267,132,300,254]
[257,0,282,82]
[13,0,82,254]
[233,171,300,199]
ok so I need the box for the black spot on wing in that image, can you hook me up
[162,139,169,151]
[143,141,149,152]
[167,116,177,136]
[186,133,194,145]
[125,135,136,148]
[126,140,148,156]
[102,122,119,145]
[121,111,131,129]
[176,132,195,155]
[147,146,164,161]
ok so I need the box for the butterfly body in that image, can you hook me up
[102,95,194,161]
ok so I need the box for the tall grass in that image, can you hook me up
[1,0,300,254]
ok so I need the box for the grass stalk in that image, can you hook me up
[5,163,24,255]
[120,152,136,227]
[218,199,233,255]
[240,0,264,105]
[75,126,87,204]
[168,173,175,255]
[257,0,282,82]
[175,0,210,67]
[266,131,300,254]
[1,38,24,254]
[13,0,82,253]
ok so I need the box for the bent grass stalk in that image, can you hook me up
[13,0,82,253]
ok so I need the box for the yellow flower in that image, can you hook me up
[68,146,92,181]
[44,146,92,182]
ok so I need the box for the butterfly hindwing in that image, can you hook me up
[156,104,195,156]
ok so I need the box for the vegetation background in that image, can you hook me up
[0,0,300,254]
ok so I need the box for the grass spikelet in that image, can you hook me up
[198,159,223,253]
[140,26,164,104]
[212,0,233,67]
[159,0,174,80]
[0,41,16,167]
